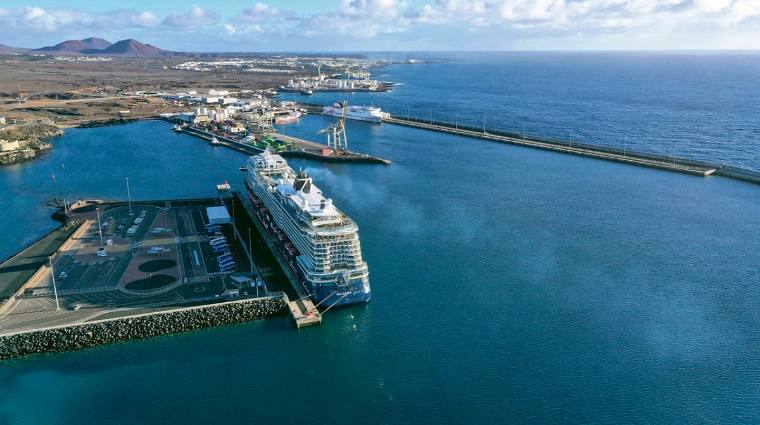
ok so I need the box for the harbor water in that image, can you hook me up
[2,52,760,424]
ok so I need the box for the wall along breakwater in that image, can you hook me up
[0,296,286,360]
[383,116,760,184]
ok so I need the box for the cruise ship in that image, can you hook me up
[244,149,371,307]
[323,101,383,123]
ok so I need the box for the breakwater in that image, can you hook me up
[383,116,760,184]
[0,296,287,360]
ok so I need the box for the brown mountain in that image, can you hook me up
[32,38,170,57]
[37,39,91,53]
[0,42,29,53]
[81,37,113,50]
[82,39,175,57]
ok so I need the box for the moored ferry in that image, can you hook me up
[244,149,371,307]
[323,101,383,123]
[275,110,302,124]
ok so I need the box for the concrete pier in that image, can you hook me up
[181,126,390,165]
[283,293,322,328]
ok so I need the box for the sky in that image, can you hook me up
[1,0,759,52]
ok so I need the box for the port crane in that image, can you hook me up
[318,100,348,151]
[311,62,325,81]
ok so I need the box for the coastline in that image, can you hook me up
[0,123,63,166]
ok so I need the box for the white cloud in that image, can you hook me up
[132,11,161,28]
[232,3,297,23]
[163,6,218,29]
[721,0,760,25]
[0,7,151,33]
[1,0,760,51]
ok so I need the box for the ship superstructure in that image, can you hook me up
[245,149,371,307]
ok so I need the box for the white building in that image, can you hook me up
[206,206,231,224]
[179,112,195,122]
[0,140,20,152]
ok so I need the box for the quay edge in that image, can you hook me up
[0,296,287,361]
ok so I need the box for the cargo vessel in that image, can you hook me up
[275,111,302,124]
[244,149,371,307]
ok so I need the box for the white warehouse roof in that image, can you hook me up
[206,206,231,224]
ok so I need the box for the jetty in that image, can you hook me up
[180,125,391,165]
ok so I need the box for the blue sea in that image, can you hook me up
[1,52,760,424]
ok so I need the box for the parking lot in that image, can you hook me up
[0,198,262,335]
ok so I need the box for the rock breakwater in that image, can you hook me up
[0,296,286,361]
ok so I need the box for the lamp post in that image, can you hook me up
[483,114,487,134]
[569,126,573,148]
[96,207,104,248]
[126,177,133,215]
[50,257,59,311]
[624,132,627,157]
[248,228,253,274]
[523,120,526,139]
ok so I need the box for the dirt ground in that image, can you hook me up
[0,57,295,126]
[0,96,182,127]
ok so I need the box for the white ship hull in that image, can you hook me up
[275,111,301,124]
[323,102,383,123]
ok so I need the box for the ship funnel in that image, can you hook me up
[293,170,312,193]
[320,199,326,210]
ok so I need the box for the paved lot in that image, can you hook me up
[0,199,265,335]
[0,220,83,301]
